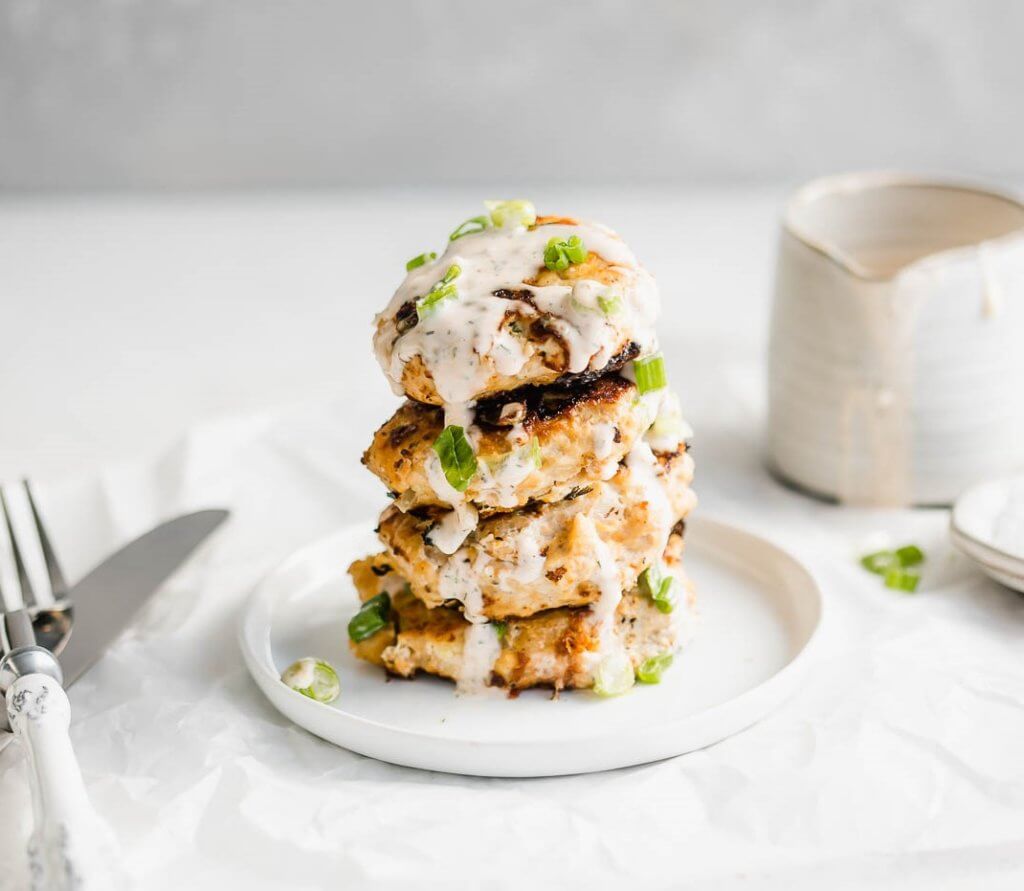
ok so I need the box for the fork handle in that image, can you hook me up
[6,669,123,890]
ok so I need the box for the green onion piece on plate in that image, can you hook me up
[415,264,461,320]
[860,543,925,575]
[450,215,490,241]
[280,657,341,703]
[347,592,391,642]
[593,652,636,697]
[638,564,677,614]
[894,544,925,567]
[406,251,436,272]
[432,425,478,492]
[543,235,587,272]
[636,652,674,684]
[597,293,622,315]
[485,199,536,229]
[860,550,896,574]
[493,621,508,642]
[634,353,667,394]
[884,566,920,593]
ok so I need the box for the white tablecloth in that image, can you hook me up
[1,193,1022,890]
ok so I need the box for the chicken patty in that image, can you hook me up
[374,215,659,406]
[375,444,696,619]
[347,530,695,692]
[364,374,646,512]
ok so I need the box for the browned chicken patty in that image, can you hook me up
[379,216,647,406]
[364,374,646,512]
[348,529,694,692]
[375,444,696,619]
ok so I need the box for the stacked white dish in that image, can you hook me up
[950,474,1024,593]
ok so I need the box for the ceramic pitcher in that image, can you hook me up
[768,172,1024,506]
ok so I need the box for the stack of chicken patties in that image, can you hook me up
[347,205,697,695]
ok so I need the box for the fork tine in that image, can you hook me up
[24,480,68,600]
[0,486,36,608]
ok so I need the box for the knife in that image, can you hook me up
[1,508,229,889]
[59,509,229,684]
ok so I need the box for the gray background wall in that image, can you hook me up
[1,0,1022,190]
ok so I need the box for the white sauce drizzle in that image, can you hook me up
[508,526,545,584]
[438,548,487,620]
[424,454,478,555]
[374,221,660,407]
[578,516,626,672]
[458,622,501,695]
[591,422,617,460]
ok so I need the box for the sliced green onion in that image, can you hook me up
[593,652,635,697]
[634,354,667,394]
[485,199,536,229]
[884,567,920,593]
[638,564,677,614]
[543,235,587,272]
[895,544,925,567]
[493,621,508,642]
[432,425,478,492]
[347,592,391,642]
[860,544,926,575]
[281,658,341,703]
[416,264,461,320]
[597,293,622,315]
[636,652,674,684]
[450,215,490,241]
[406,251,436,272]
[528,435,542,469]
[860,550,895,574]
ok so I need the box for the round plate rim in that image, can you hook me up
[239,515,824,772]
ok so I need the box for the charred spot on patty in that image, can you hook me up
[395,300,418,335]
[387,422,418,448]
[473,374,633,429]
[492,287,537,308]
[564,485,593,501]
[551,341,641,387]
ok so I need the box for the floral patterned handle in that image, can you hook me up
[7,672,124,890]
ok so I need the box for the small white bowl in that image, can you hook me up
[768,172,1024,506]
[950,473,1024,592]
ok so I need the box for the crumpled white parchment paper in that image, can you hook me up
[1,360,1023,891]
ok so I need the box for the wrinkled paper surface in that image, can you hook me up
[1,366,1023,891]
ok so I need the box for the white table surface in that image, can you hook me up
[1,190,1022,890]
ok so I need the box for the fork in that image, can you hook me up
[0,482,122,890]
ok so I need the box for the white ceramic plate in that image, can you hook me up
[240,516,823,777]
[950,474,1024,593]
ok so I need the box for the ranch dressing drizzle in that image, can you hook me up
[439,550,500,694]
[475,440,539,510]
[459,622,501,695]
[581,439,678,669]
[591,422,616,460]
[578,516,626,671]
[374,221,660,407]
[439,549,488,622]
[425,454,478,555]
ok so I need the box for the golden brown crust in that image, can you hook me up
[346,529,694,692]
[395,328,639,407]
[363,375,645,512]
[375,447,696,619]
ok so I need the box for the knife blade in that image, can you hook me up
[58,509,229,685]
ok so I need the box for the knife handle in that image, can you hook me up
[6,670,124,890]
